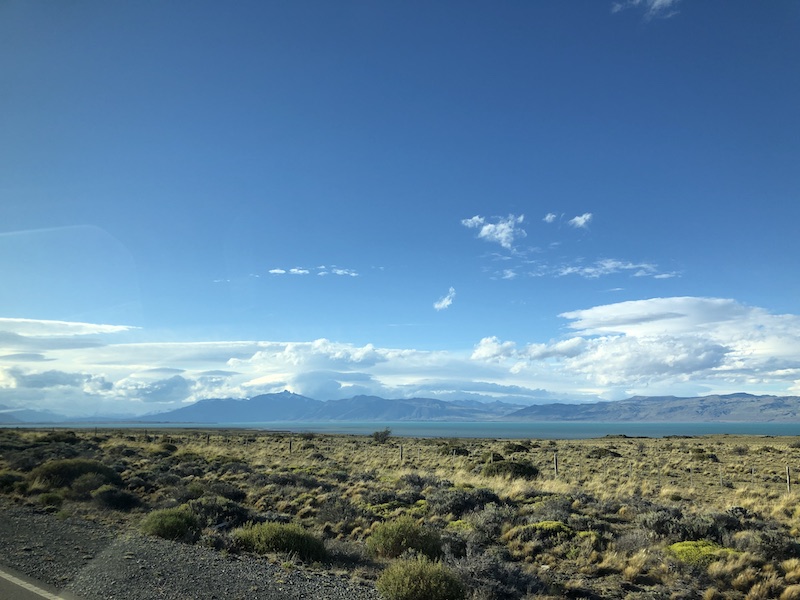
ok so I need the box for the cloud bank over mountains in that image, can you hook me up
[1,296,798,417]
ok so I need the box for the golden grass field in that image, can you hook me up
[3,427,800,599]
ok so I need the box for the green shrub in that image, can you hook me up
[367,516,442,559]
[29,458,121,489]
[666,540,737,567]
[376,556,465,600]
[504,520,574,543]
[426,487,501,518]
[39,431,79,444]
[586,447,622,459]
[187,495,253,528]
[438,443,470,456]
[481,461,539,480]
[502,442,529,454]
[232,522,327,562]
[0,470,25,493]
[39,491,64,508]
[140,506,200,542]
[69,472,107,500]
[206,480,247,502]
[481,451,505,463]
[92,485,140,511]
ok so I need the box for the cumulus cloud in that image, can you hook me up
[611,0,680,19]
[568,213,593,228]
[5,367,93,389]
[462,214,526,250]
[543,212,557,224]
[229,339,388,374]
[471,337,517,362]
[115,374,193,404]
[268,268,286,274]
[3,301,800,416]
[469,297,800,396]
[434,287,456,311]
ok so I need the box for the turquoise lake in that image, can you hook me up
[8,421,800,439]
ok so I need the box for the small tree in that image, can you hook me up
[372,428,392,444]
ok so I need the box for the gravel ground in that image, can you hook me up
[0,499,380,600]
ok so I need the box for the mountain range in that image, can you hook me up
[138,392,800,423]
[3,393,800,424]
[135,392,521,423]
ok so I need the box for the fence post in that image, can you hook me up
[554,452,559,478]
[787,465,791,494]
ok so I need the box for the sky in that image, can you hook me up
[1,1,799,416]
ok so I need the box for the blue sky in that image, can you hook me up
[1,1,799,416]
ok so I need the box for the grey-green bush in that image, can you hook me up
[481,461,539,480]
[92,485,140,511]
[367,516,442,559]
[232,522,327,562]
[29,458,121,489]
[376,556,465,600]
[140,506,200,542]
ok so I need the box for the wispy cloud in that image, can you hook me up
[433,287,456,311]
[269,266,359,277]
[558,258,660,279]
[328,268,359,277]
[611,0,681,20]
[464,211,676,282]
[568,213,593,228]
[462,214,526,250]
[0,317,134,337]
[500,269,517,280]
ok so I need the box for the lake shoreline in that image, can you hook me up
[5,420,800,439]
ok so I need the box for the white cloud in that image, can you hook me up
[558,258,659,279]
[568,213,593,228]
[543,212,557,224]
[471,336,516,362]
[433,287,456,311]
[272,266,358,277]
[469,297,800,395]
[462,214,526,250]
[611,0,680,19]
[3,299,800,416]
[0,317,133,337]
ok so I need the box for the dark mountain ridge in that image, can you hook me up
[506,393,800,422]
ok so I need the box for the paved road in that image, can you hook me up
[0,565,80,600]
